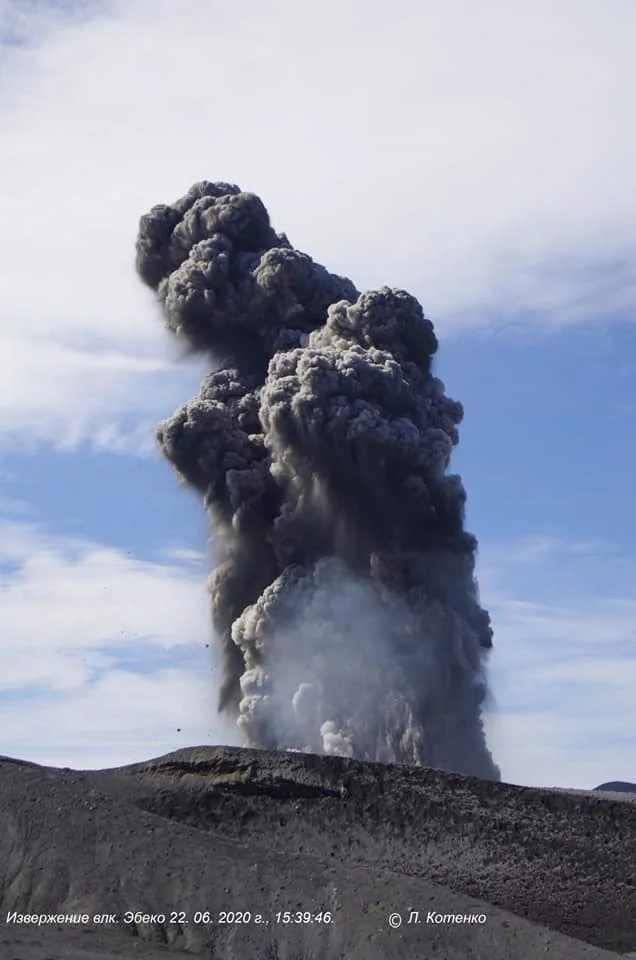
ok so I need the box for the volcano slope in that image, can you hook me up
[0,746,633,960]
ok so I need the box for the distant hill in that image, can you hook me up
[594,780,636,793]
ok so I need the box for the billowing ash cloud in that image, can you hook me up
[136,181,500,780]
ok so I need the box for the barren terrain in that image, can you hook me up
[0,747,634,959]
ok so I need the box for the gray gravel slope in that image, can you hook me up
[0,747,633,959]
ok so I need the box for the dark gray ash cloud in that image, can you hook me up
[136,180,500,780]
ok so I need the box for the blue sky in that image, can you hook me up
[0,0,634,788]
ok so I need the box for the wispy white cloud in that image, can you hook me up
[156,545,207,566]
[0,667,237,770]
[482,534,618,565]
[0,0,635,450]
[0,495,33,515]
[537,657,636,687]
[0,337,185,461]
[0,514,240,766]
[482,537,636,789]
[0,332,209,455]
[0,518,209,680]
[485,710,635,792]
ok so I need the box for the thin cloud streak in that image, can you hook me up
[0,514,240,765]
[0,667,240,770]
[483,538,635,789]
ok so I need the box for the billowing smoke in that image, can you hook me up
[136,181,500,780]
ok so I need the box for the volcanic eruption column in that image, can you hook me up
[136,181,500,780]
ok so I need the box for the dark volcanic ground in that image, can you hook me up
[0,746,634,959]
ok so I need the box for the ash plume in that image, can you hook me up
[136,180,500,780]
